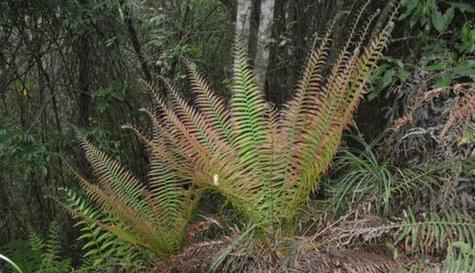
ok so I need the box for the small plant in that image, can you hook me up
[61,188,142,271]
[324,135,438,216]
[461,124,475,144]
[1,224,71,273]
[390,212,475,273]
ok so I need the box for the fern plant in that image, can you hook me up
[61,188,142,271]
[63,130,202,258]
[124,2,398,236]
[1,224,70,273]
[37,226,71,273]
[1,241,38,273]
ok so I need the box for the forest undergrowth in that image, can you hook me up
[1,0,474,273]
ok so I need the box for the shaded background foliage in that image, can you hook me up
[0,0,474,270]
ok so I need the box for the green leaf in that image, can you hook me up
[372,64,391,78]
[399,0,419,20]
[431,8,445,33]
[431,6,454,33]
[443,7,455,29]
[409,13,420,27]
[433,75,453,88]
[425,63,445,71]
[450,241,475,253]
[460,23,475,53]
[405,0,419,12]
[398,68,410,82]
[451,64,475,77]
[451,3,475,13]
[382,68,395,89]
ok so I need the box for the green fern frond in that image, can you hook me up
[64,128,202,257]
[73,171,158,249]
[122,116,197,232]
[38,224,71,273]
[76,132,151,218]
[185,61,232,142]
[2,224,71,273]
[229,45,268,171]
[442,242,475,273]
[460,124,475,144]
[27,232,44,256]
[61,188,139,268]
[279,6,397,227]
[395,211,475,255]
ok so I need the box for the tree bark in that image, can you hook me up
[120,0,154,84]
[266,0,288,105]
[236,0,253,52]
[254,0,275,91]
[219,0,237,17]
[77,0,92,127]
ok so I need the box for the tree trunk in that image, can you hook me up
[77,0,92,127]
[254,0,274,91]
[120,0,154,84]
[236,0,253,52]
[78,39,91,127]
[266,0,288,105]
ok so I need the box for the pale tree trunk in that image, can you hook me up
[235,0,252,52]
[254,0,275,91]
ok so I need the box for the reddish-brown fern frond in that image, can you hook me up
[392,83,475,141]
[64,124,203,256]
[185,62,232,142]
[393,85,452,131]
[439,88,475,140]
